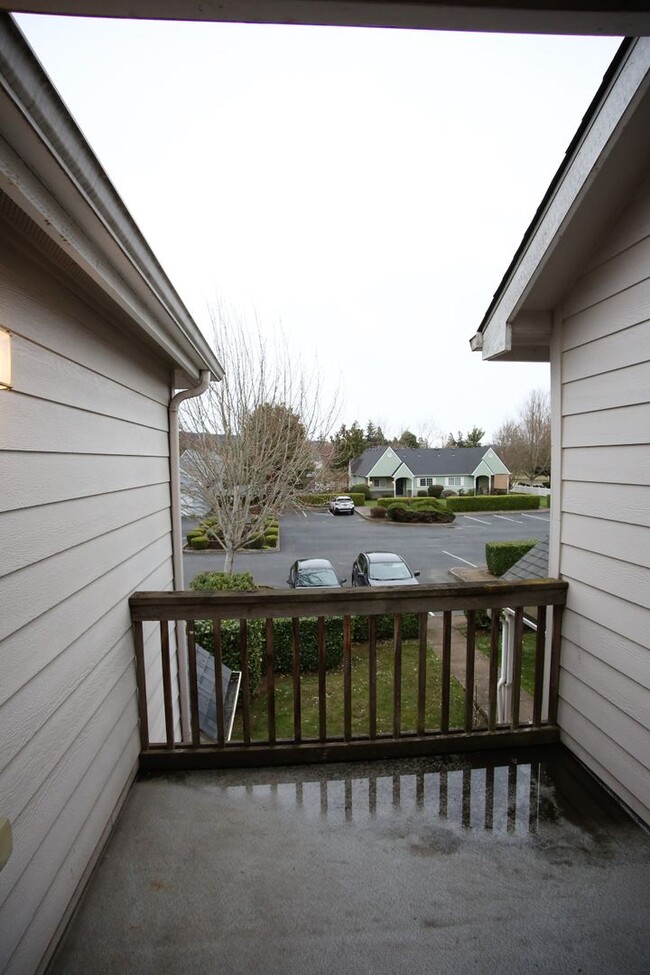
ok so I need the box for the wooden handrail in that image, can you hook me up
[129,579,568,621]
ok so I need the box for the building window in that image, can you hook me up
[419,477,433,487]
[446,476,462,486]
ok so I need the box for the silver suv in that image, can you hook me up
[328,495,355,516]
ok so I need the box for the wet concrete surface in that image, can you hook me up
[49,747,650,975]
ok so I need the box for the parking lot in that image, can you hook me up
[183,508,550,587]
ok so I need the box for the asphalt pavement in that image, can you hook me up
[182,508,550,588]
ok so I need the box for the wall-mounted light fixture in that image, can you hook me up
[0,328,11,390]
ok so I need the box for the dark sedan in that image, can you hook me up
[288,558,345,588]
[351,551,419,587]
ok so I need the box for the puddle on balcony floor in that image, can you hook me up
[49,746,650,975]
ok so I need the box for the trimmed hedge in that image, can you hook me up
[298,492,365,507]
[369,506,387,518]
[270,617,344,673]
[386,501,454,524]
[190,570,257,592]
[194,618,265,692]
[445,494,541,512]
[351,613,420,641]
[376,497,423,508]
[486,540,537,577]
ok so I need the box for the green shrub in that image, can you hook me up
[194,618,264,692]
[376,497,422,508]
[245,532,265,549]
[386,504,454,524]
[189,535,210,549]
[349,493,365,507]
[354,484,372,500]
[369,506,387,518]
[186,529,205,542]
[485,540,537,576]
[190,571,262,690]
[270,617,345,674]
[351,613,420,641]
[441,489,457,498]
[416,490,428,497]
[427,484,444,498]
[189,571,257,591]
[298,493,332,506]
[446,494,540,512]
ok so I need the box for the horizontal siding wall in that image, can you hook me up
[0,225,177,973]
[557,172,650,826]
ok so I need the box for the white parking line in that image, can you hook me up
[493,514,523,523]
[443,550,477,567]
[462,515,492,525]
[522,513,550,521]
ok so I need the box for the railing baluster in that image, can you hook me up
[265,619,276,745]
[212,618,225,746]
[441,611,452,733]
[393,614,402,738]
[465,610,476,732]
[318,616,326,742]
[343,615,352,741]
[548,603,564,725]
[159,621,175,748]
[417,612,427,735]
[511,608,524,729]
[368,616,377,739]
[186,621,200,747]
[488,609,499,731]
[292,618,301,743]
[240,619,251,744]
[132,620,149,750]
[129,579,568,767]
[533,606,547,727]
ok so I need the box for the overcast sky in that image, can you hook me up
[16,15,620,442]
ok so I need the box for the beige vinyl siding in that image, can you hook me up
[0,225,177,972]
[555,172,650,826]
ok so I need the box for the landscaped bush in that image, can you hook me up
[354,484,372,500]
[376,497,421,508]
[245,532,265,549]
[298,493,333,506]
[446,494,540,512]
[387,504,454,524]
[412,499,448,513]
[194,618,265,692]
[189,535,210,549]
[190,571,262,690]
[427,484,444,498]
[369,506,387,518]
[485,539,537,576]
[441,489,457,498]
[348,493,365,507]
[189,570,257,591]
[416,490,428,497]
[351,613,420,641]
[270,617,345,674]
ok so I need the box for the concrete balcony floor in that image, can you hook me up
[49,746,650,975]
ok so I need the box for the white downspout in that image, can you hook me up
[169,369,211,742]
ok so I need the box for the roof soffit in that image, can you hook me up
[0,15,224,384]
[476,38,650,362]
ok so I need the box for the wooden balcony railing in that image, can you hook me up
[129,579,567,771]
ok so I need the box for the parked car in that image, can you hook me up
[328,495,355,515]
[351,551,420,587]
[287,558,345,588]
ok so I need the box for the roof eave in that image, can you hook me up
[0,14,224,385]
[472,37,650,363]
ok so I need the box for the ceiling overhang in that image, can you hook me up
[3,1,650,36]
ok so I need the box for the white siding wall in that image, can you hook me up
[0,224,177,973]
[553,172,650,825]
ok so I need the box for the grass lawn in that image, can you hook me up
[232,639,467,742]
[474,628,538,697]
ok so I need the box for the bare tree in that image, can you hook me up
[493,389,551,481]
[181,304,338,572]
